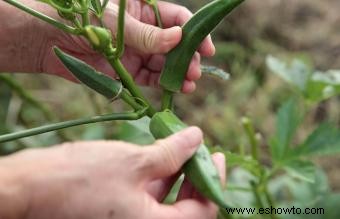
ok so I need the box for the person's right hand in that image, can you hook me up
[0,127,226,219]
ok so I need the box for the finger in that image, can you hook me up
[147,173,182,202]
[176,178,195,201]
[198,35,216,57]
[181,81,196,93]
[191,153,226,200]
[134,68,160,87]
[142,127,203,180]
[186,52,201,81]
[177,153,226,201]
[125,15,182,54]
[157,1,193,28]
[147,55,166,72]
[158,1,215,56]
[213,152,227,188]
[152,200,217,219]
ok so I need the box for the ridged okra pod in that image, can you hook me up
[150,110,229,209]
[160,0,245,92]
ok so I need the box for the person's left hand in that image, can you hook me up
[1,0,215,93]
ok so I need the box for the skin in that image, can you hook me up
[0,0,215,93]
[0,127,226,219]
[0,1,223,218]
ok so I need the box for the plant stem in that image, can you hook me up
[106,57,156,117]
[250,181,265,209]
[152,2,163,28]
[80,0,90,26]
[4,0,80,35]
[264,186,276,210]
[120,91,144,111]
[242,117,259,161]
[161,90,174,110]
[0,109,147,143]
[114,0,126,58]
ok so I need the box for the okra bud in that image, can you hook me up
[84,25,112,52]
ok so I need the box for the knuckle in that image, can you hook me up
[158,31,171,52]
[155,140,180,174]
[139,24,156,51]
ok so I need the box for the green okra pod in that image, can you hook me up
[160,0,245,92]
[150,110,229,209]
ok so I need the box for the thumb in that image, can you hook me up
[125,16,182,54]
[143,127,203,179]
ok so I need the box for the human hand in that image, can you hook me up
[0,0,215,93]
[0,127,226,219]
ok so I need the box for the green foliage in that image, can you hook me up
[2,0,340,218]
[223,152,262,177]
[270,99,302,162]
[267,56,340,102]
[89,0,102,16]
[283,159,316,183]
[293,123,340,157]
[114,118,155,145]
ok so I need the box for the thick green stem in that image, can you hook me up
[0,109,147,143]
[4,0,80,35]
[161,90,174,111]
[114,0,126,58]
[106,57,156,117]
[81,13,90,26]
[80,0,90,25]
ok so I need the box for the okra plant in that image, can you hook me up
[1,0,245,210]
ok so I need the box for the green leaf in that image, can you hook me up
[267,55,340,102]
[163,175,184,204]
[284,159,316,183]
[293,123,340,157]
[54,47,123,100]
[270,99,302,161]
[266,55,311,91]
[316,194,340,219]
[223,151,262,177]
[305,70,340,101]
[90,0,102,15]
[224,168,257,208]
[268,168,329,210]
[115,117,154,145]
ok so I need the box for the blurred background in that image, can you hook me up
[1,0,339,218]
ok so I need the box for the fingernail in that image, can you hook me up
[182,126,203,148]
[214,152,226,168]
[164,26,182,42]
